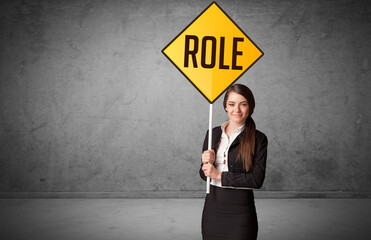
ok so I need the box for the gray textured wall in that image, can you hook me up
[0,0,370,195]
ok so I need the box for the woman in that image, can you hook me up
[199,84,268,240]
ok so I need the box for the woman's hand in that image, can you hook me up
[202,150,221,180]
[202,150,215,165]
[202,163,222,180]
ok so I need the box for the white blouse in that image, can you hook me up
[210,121,245,188]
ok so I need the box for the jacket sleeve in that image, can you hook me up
[221,133,268,188]
[199,130,209,181]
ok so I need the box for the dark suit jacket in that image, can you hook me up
[199,126,268,188]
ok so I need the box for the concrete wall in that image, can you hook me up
[0,0,370,196]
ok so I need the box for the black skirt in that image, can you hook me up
[202,185,258,240]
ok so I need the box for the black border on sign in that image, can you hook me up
[161,1,264,104]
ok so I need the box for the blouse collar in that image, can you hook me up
[221,121,245,135]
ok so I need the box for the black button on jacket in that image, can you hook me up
[199,126,268,189]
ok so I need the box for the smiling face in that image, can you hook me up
[225,91,249,126]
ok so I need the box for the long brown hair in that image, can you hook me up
[223,84,256,171]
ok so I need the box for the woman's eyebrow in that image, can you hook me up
[227,101,248,103]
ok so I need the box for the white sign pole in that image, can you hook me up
[206,103,213,194]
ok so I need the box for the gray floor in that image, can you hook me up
[1,198,370,240]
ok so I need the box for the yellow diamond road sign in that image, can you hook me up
[162,2,263,103]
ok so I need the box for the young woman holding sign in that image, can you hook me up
[199,84,268,240]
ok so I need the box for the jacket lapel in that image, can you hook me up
[230,130,243,147]
[212,128,222,150]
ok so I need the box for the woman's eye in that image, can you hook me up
[241,104,247,107]
[228,104,234,107]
